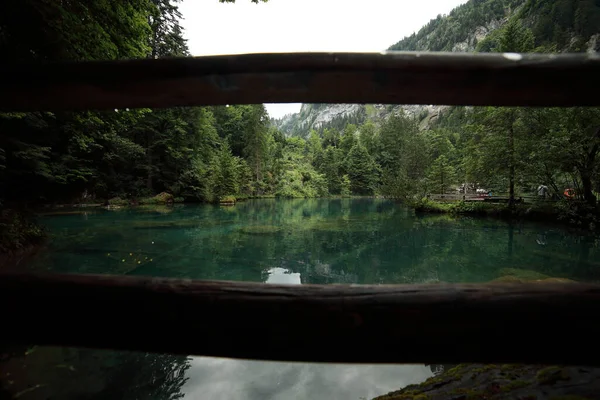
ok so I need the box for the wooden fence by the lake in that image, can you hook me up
[2,51,600,365]
[3,271,600,365]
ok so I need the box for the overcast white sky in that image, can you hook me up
[179,0,468,118]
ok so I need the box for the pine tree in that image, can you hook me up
[345,144,378,195]
[427,155,456,195]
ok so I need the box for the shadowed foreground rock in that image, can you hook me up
[374,364,600,400]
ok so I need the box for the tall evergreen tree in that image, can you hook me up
[345,144,378,195]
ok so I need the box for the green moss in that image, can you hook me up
[38,210,96,216]
[445,363,471,379]
[536,366,570,385]
[239,225,281,235]
[108,197,129,206]
[139,192,175,205]
[136,205,174,214]
[471,364,498,374]
[491,275,575,284]
[131,220,204,230]
[449,388,485,399]
[500,379,529,392]
[497,268,550,281]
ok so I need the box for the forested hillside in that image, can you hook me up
[271,0,600,215]
[389,0,600,52]
[0,1,276,207]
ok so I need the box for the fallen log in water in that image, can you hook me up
[1,52,599,111]
[1,271,600,365]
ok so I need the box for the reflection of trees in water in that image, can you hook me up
[0,346,191,400]
[85,351,191,400]
[197,199,600,284]
[46,199,600,283]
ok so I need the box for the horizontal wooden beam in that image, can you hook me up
[2,271,600,364]
[1,52,599,111]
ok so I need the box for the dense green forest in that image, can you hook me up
[1,0,600,253]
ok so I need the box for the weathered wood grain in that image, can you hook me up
[1,271,600,364]
[1,52,599,111]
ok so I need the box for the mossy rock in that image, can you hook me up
[136,205,174,214]
[39,210,96,217]
[534,277,576,283]
[500,379,529,392]
[219,195,236,205]
[138,192,175,205]
[107,197,130,206]
[497,268,550,281]
[131,220,203,230]
[537,366,570,385]
[490,275,526,283]
[492,267,573,284]
[239,225,281,235]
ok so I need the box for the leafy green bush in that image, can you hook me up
[0,210,46,254]
[108,197,130,206]
[276,169,328,198]
[411,198,455,213]
[139,192,175,205]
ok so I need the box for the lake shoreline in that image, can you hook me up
[410,198,600,232]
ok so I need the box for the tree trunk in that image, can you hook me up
[146,148,153,191]
[580,169,595,206]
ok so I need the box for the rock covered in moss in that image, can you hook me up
[139,192,175,205]
[219,195,236,205]
[239,225,281,235]
[373,364,600,400]
[490,268,575,284]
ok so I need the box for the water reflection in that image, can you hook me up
[265,267,301,284]
[0,346,432,400]
[0,346,191,400]
[31,199,600,284]
[182,357,432,400]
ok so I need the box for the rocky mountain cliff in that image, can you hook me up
[271,0,600,138]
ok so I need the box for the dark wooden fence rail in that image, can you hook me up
[1,52,599,111]
[2,272,600,365]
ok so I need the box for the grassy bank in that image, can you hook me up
[411,198,600,230]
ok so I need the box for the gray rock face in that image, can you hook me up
[452,19,505,52]
[270,14,505,137]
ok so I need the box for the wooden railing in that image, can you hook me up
[2,52,600,365]
[3,271,600,365]
[1,52,599,111]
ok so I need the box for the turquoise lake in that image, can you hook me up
[3,198,600,399]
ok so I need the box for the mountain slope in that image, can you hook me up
[272,0,600,138]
